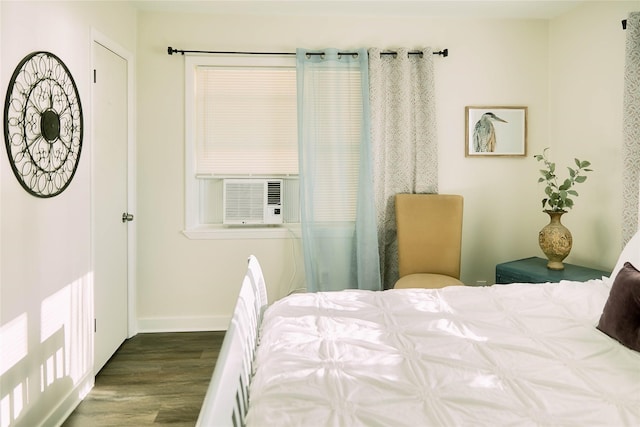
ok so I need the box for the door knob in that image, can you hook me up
[122,212,134,223]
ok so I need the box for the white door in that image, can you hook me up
[93,41,129,374]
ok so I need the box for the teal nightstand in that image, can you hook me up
[495,257,610,284]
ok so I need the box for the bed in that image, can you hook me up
[197,235,640,426]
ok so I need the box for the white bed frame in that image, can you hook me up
[196,255,267,427]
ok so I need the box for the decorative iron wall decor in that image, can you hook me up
[4,51,83,197]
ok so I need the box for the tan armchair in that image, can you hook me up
[394,193,464,289]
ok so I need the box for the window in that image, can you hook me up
[184,55,298,238]
[183,54,365,239]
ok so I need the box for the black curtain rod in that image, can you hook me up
[167,46,449,57]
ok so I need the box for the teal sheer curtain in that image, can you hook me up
[296,48,381,292]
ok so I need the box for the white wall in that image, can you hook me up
[0,2,136,426]
[548,1,640,270]
[136,7,551,329]
[436,18,549,284]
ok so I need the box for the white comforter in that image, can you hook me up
[247,280,640,426]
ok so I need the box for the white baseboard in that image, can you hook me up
[136,315,230,333]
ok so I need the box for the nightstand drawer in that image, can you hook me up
[495,257,610,284]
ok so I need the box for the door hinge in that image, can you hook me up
[93,69,97,83]
[94,318,97,332]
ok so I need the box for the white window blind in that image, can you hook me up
[195,65,298,176]
[303,69,363,222]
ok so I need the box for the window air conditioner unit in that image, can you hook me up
[223,179,283,225]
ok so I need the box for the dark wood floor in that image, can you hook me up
[63,331,224,427]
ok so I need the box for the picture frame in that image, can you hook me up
[465,106,527,157]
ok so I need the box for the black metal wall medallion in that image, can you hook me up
[4,51,83,198]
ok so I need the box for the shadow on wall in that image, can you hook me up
[0,273,93,427]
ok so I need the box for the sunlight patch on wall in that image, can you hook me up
[1,381,27,427]
[40,272,93,386]
[0,313,27,376]
[0,272,94,427]
[0,313,28,427]
[41,285,70,391]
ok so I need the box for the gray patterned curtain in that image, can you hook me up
[623,12,640,245]
[369,47,438,289]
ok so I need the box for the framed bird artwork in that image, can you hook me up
[465,106,527,157]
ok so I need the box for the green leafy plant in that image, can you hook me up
[534,147,593,212]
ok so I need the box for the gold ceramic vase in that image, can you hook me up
[538,210,572,270]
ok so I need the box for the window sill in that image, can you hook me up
[182,224,301,240]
